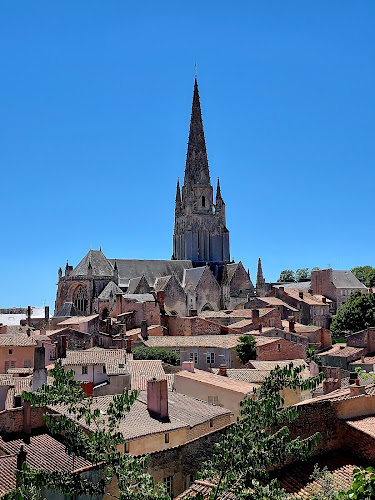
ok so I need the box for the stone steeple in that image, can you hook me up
[183,77,211,187]
[172,77,230,264]
[256,258,266,297]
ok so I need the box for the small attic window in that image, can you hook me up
[202,196,206,207]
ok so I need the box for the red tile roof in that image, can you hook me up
[0,433,92,496]
[0,334,36,347]
[176,368,256,394]
[345,413,375,438]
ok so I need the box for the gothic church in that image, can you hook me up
[54,77,263,318]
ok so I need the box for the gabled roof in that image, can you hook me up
[50,391,231,442]
[226,263,239,283]
[57,314,99,326]
[54,302,85,318]
[0,334,36,347]
[0,433,92,496]
[154,275,172,291]
[109,259,192,287]
[98,281,123,300]
[331,270,367,289]
[176,368,255,394]
[182,266,206,289]
[60,347,128,367]
[127,275,151,294]
[70,249,114,277]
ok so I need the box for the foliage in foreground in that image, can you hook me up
[6,362,169,500]
[235,335,257,364]
[330,290,375,337]
[194,363,325,499]
[132,345,180,365]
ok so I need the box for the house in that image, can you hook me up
[0,335,37,373]
[174,362,255,417]
[50,378,232,498]
[311,268,368,313]
[271,286,332,328]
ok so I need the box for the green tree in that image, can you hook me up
[305,347,321,365]
[295,268,310,282]
[132,345,179,365]
[277,270,295,283]
[195,363,324,499]
[330,290,375,337]
[235,335,257,364]
[351,266,375,288]
[6,363,169,500]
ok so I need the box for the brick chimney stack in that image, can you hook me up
[218,364,227,376]
[126,338,132,354]
[27,306,32,327]
[141,320,148,340]
[16,446,27,486]
[23,401,31,437]
[147,378,169,421]
[258,323,262,333]
[288,317,295,333]
[32,346,47,391]
[252,309,260,328]
[157,290,165,309]
[182,361,195,373]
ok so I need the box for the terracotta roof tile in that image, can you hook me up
[176,368,255,394]
[0,334,36,347]
[0,433,92,496]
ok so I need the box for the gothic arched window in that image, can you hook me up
[202,196,206,207]
[73,286,88,314]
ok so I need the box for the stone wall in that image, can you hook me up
[257,338,306,361]
[0,406,45,434]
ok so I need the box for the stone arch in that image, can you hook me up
[201,302,214,311]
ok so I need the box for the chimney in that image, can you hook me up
[14,394,22,408]
[349,385,366,397]
[16,446,27,485]
[44,306,49,323]
[349,372,358,385]
[147,378,169,421]
[27,306,32,327]
[279,287,284,292]
[323,378,341,394]
[288,316,295,333]
[252,309,260,328]
[32,346,47,392]
[299,292,303,299]
[182,361,195,373]
[157,290,165,309]
[23,401,31,436]
[322,297,327,303]
[218,364,227,376]
[57,336,67,359]
[361,355,365,363]
[141,320,148,340]
[26,328,31,337]
[126,338,132,354]
[258,323,262,333]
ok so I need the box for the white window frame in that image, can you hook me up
[206,352,215,365]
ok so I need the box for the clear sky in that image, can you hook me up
[0,0,374,309]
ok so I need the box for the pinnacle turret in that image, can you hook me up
[183,77,210,187]
[256,258,266,297]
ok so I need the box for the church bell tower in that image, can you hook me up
[172,77,230,264]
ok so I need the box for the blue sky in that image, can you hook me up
[0,0,374,308]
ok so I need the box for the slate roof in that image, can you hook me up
[226,263,239,283]
[54,302,84,318]
[70,249,114,277]
[0,433,92,496]
[50,391,231,442]
[182,266,205,289]
[154,275,172,291]
[122,293,155,302]
[331,270,367,289]
[109,259,192,287]
[98,281,123,299]
[0,334,36,347]
[274,282,312,291]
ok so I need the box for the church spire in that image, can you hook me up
[175,178,182,217]
[256,258,266,297]
[183,76,211,187]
